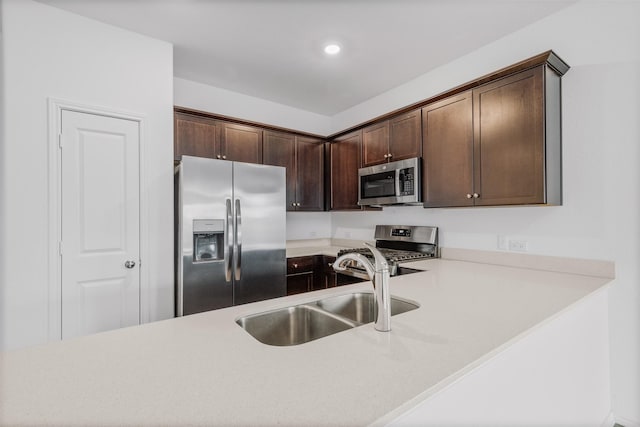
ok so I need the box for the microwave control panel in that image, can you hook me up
[398,167,415,195]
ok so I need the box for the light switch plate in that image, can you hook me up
[509,239,529,252]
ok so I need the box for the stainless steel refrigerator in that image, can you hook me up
[175,155,286,316]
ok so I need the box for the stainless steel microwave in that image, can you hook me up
[358,157,421,206]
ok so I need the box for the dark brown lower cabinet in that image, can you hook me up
[286,255,363,295]
[320,256,337,289]
[286,256,316,295]
[286,272,314,296]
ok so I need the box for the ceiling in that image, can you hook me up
[36,0,575,116]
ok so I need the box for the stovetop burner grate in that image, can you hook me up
[336,247,433,263]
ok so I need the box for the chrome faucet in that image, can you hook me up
[333,243,391,332]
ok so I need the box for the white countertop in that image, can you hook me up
[0,258,611,426]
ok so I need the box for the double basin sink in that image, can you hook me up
[236,292,419,346]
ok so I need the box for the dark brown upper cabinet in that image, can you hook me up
[422,91,474,208]
[174,112,221,161]
[263,131,296,208]
[329,130,362,210]
[174,112,262,164]
[295,136,325,211]
[362,109,422,167]
[263,131,324,211]
[422,64,562,208]
[221,122,263,164]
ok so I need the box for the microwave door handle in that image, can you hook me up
[395,170,402,196]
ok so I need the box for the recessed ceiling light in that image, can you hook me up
[324,44,341,55]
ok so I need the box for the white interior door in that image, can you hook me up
[60,110,140,340]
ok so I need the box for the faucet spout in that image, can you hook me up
[333,252,376,279]
[333,243,392,332]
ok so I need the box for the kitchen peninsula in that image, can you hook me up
[0,251,613,426]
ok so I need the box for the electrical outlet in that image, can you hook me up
[508,239,529,252]
[497,235,509,250]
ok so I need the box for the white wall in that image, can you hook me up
[328,2,640,423]
[0,0,6,351]
[174,77,332,136]
[0,0,175,350]
[286,212,332,241]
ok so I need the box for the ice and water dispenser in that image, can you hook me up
[193,219,224,262]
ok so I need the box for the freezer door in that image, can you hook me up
[177,156,233,315]
[232,162,287,305]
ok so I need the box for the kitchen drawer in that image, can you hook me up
[287,256,315,275]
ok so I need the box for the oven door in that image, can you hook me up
[358,169,398,206]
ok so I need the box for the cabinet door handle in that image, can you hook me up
[293,263,298,268]
[222,155,227,160]
[473,193,480,198]
[388,153,393,158]
[466,193,473,199]
[383,154,388,159]
[216,155,221,159]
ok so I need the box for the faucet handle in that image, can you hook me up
[364,242,389,272]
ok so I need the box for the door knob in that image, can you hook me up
[125,260,136,269]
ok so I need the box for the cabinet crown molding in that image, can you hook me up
[328,50,569,140]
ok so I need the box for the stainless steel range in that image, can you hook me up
[336,225,438,280]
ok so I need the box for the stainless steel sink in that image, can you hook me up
[314,292,419,324]
[236,292,420,346]
[235,304,356,346]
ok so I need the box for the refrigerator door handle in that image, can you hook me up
[234,198,242,280]
[225,198,233,282]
